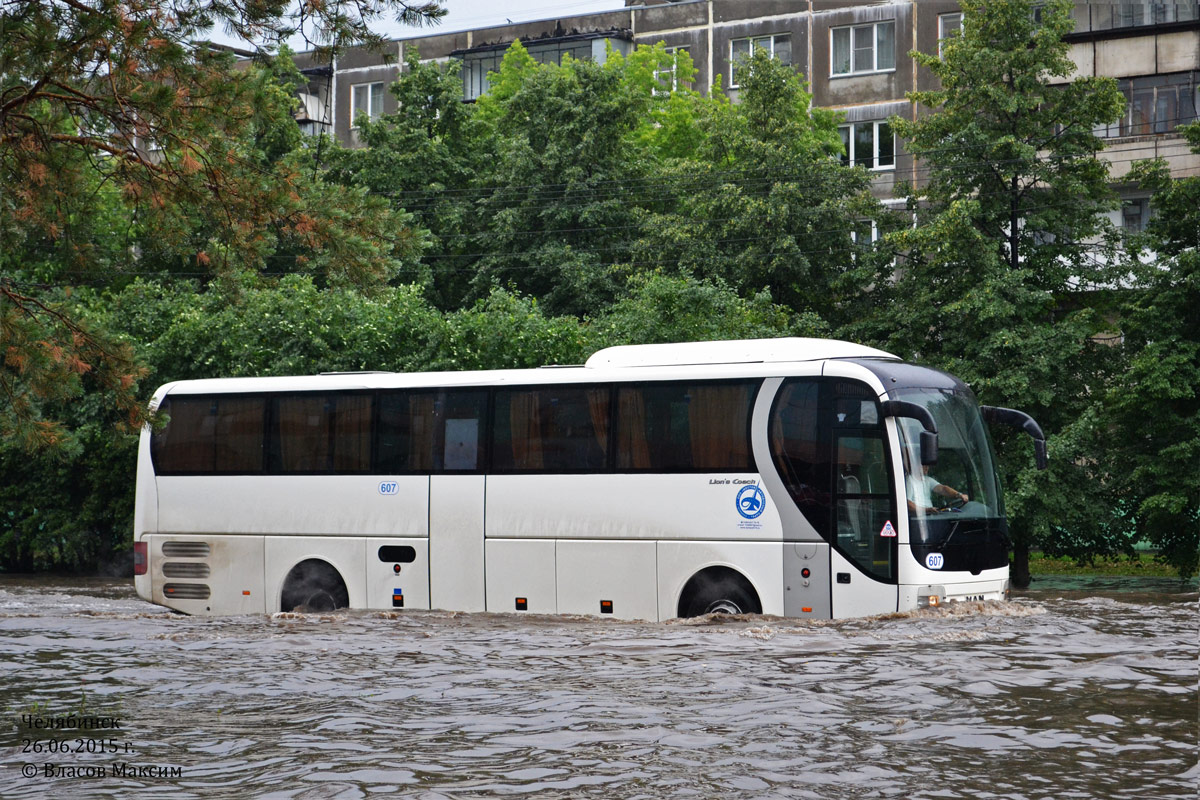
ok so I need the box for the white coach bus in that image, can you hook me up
[132,338,1047,620]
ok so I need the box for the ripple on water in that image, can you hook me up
[0,578,1194,800]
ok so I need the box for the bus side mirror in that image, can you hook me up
[981,405,1048,471]
[880,400,939,466]
[1034,438,1048,471]
[920,430,939,466]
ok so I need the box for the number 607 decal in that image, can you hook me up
[925,552,944,570]
[378,481,399,496]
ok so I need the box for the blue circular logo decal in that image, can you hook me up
[736,485,766,519]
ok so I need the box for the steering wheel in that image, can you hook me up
[944,496,967,511]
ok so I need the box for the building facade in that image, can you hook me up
[289,1,1200,220]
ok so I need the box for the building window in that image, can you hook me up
[462,51,503,101]
[350,82,384,126]
[729,34,791,88]
[460,38,628,101]
[839,121,895,169]
[1122,198,1151,234]
[1095,2,1198,29]
[831,21,895,76]
[938,13,962,57]
[527,40,594,67]
[1098,72,1199,137]
[850,220,881,263]
[655,46,690,94]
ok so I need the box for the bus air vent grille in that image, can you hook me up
[163,583,211,600]
[162,562,211,579]
[162,541,211,558]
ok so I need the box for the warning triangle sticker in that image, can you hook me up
[879,520,897,538]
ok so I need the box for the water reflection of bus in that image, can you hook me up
[133,338,1046,619]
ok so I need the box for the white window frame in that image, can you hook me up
[938,13,962,58]
[729,34,791,89]
[830,21,896,77]
[654,46,690,95]
[350,82,384,127]
[838,121,895,171]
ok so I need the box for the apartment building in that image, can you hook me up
[290,1,1200,223]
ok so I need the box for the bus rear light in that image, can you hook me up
[515,597,528,611]
[801,607,813,613]
[133,542,148,576]
[600,600,613,614]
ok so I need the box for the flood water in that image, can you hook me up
[1,576,1195,799]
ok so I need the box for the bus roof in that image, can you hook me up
[155,338,900,397]
[585,338,895,368]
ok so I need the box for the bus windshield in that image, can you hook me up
[895,388,1004,540]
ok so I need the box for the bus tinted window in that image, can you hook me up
[493,387,610,472]
[770,379,832,539]
[153,395,265,474]
[268,394,372,474]
[616,382,755,471]
[376,392,435,473]
[215,397,266,472]
[332,394,372,472]
[152,396,216,473]
[434,391,488,471]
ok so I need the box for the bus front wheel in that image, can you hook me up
[678,567,762,618]
[280,559,350,613]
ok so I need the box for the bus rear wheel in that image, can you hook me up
[281,559,349,613]
[678,567,762,618]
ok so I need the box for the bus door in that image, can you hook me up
[829,398,898,617]
[425,389,489,612]
[764,377,897,619]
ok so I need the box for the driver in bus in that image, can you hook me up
[904,449,969,515]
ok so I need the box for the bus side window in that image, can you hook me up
[271,394,332,472]
[615,382,755,472]
[493,387,610,472]
[268,394,372,474]
[435,391,488,472]
[152,396,218,473]
[376,391,435,473]
[769,379,832,540]
[213,396,264,474]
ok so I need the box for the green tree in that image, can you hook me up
[1,0,443,448]
[880,0,1126,587]
[591,273,825,345]
[464,42,662,316]
[1109,122,1200,579]
[634,50,882,322]
[325,49,482,306]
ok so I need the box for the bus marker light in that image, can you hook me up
[801,607,813,613]
[393,563,402,574]
[243,590,251,596]
[515,597,528,611]
[600,600,613,614]
[801,568,811,578]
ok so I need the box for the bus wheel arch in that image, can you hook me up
[280,559,350,613]
[677,566,762,618]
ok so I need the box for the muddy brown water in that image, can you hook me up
[1,576,1195,799]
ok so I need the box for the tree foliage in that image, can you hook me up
[880,0,1127,586]
[1,0,442,447]
[1108,122,1200,578]
[2,6,1195,581]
